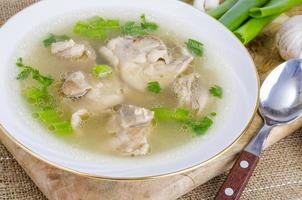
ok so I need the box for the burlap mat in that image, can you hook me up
[1,1,302,199]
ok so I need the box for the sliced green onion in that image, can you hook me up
[73,17,120,39]
[35,110,61,123]
[219,0,269,31]
[207,0,239,19]
[174,108,191,121]
[234,14,279,44]
[25,87,46,99]
[250,0,302,18]
[92,65,112,78]
[50,121,73,136]
[152,107,174,121]
[186,39,204,57]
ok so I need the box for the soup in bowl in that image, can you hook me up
[0,0,259,179]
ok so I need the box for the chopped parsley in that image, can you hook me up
[122,21,147,36]
[209,85,223,98]
[186,39,204,57]
[122,14,158,36]
[186,116,213,135]
[73,16,120,39]
[43,34,70,47]
[147,81,161,94]
[140,14,158,31]
[16,58,54,89]
[92,64,112,78]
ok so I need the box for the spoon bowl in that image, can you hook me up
[260,59,302,125]
[215,58,302,200]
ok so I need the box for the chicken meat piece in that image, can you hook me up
[62,71,92,98]
[61,71,124,114]
[107,105,154,156]
[99,36,193,91]
[173,73,208,115]
[71,109,90,129]
[51,39,96,60]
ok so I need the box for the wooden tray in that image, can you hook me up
[1,6,302,200]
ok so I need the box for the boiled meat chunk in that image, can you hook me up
[62,71,92,98]
[107,105,154,156]
[99,36,193,91]
[51,39,96,60]
[71,109,89,129]
[61,71,124,114]
[173,73,208,115]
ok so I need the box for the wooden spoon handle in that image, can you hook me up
[214,151,259,200]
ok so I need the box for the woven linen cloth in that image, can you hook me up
[1,1,302,200]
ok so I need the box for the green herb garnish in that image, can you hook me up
[16,58,73,135]
[16,58,54,89]
[43,34,70,47]
[122,14,158,36]
[152,107,191,121]
[122,21,147,36]
[209,85,223,98]
[147,81,161,94]
[186,39,204,57]
[186,116,213,135]
[49,121,73,136]
[210,112,217,116]
[92,65,112,78]
[73,16,120,39]
[152,107,215,135]
[140,14,158,31]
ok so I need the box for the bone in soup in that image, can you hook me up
[16,15,223,156]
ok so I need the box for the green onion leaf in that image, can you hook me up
[152,106,215,135]
[174,108,191,121]
[186,39,204,57]
[147,81,161,94]
[25,87,47,99]
[74,17,120,39]
[152,107,175,121]
[43,34,70,47]
[209,85,223,98]
[92,65,112,78]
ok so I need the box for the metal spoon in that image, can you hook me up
[215,59,302,200]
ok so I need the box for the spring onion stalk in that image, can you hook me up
[250,0,302,18]
[219,0,269,31]
[207,0,239,19]
[234,14,279,44]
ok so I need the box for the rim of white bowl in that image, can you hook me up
[0,0,260,180]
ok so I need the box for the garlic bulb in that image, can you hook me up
[276,15,302,60]
[193,0,220,12]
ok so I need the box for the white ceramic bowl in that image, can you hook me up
[0,0,259,179]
